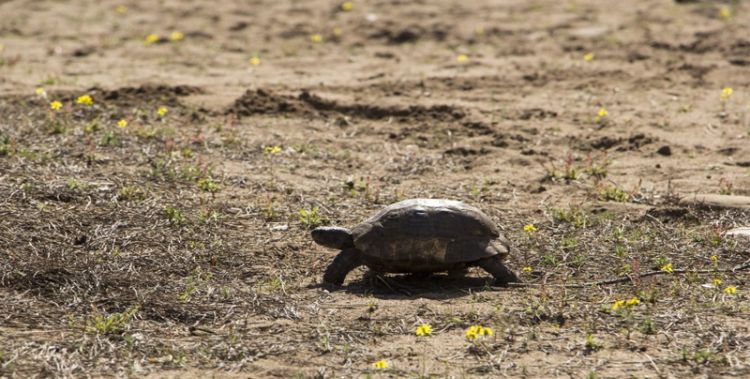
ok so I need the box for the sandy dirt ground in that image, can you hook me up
[1,0,750,378]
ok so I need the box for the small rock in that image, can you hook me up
[271,224,289,231]
[725,227,750,239]
[657,145,672,156]
[334,116,352,127]
[569,26,609,39]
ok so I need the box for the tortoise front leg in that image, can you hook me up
[323,248,364,286]
[476,255,519,286]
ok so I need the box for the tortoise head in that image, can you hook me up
[311,226,355,249]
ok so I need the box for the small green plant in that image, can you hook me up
[682,349,727,365]
[134,126,158,139]
[568,253,586,268]
[561,236,578,250]
[67,178,88,191]
[149,156,177,180]
[585,155,610,181]
[197,178,220,193]
[263,197,279,221]
[83,122,100,134]
[47,119,66,135]
[640,318,657,335]
[118,185,147,201]
[86,306,139,335]
[541,254,558,267]
[343,177,380,203]
[164,205,185,224]
[298,207,322,228]
[598,184,629,202]
[0,135,11,156]
[199,207,220,223]
[541,158,579,182]
[613,244,626,258]
[653,256,669,270]
[551,205,590,228]
[20,182,34,193]
[257,277,285,294]
[100,131,118,146]
[584,334,603,354]
[179,267,213,302]
[181,147,194,158]
[180,164,201,181]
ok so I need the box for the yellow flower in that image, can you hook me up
[415,323,432,337]
[76,95,93,106]
[332,27,343,37]
[713,278,722,286]
[264,145,282,155]
[117,119,128,128]
[721,87,733,101]
[35,87,47,97]
[625,297,640,306]
[710,255,718,264]
[522,266,532,273]
[115,5,128,14]
[523,224,537,233]
[595,107,608,122]
[341,1,353,11]
[611,299,625,311]
[479,326,493,337]
[583,52,594,62]
[465,325,480,340]
[157,106,168,117]
[145,34,160,44]
[310,34,323,43]
[50,100,62,111]
[249,56,261,66]
[660,263,673,274]
[169,31,184,42]
[724,286,737,295]
[719,7,731,20]
[611,300,625,311]
[373,360,388,369]
[456,54,468,63]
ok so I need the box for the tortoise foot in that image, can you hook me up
[477,256,519,286]
[323,248,363,286]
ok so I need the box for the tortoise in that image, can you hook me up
[311,198,519,286]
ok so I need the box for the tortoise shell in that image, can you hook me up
[349,199,508,269]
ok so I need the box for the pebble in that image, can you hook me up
[657,145,672,156]
[725,227,750,239]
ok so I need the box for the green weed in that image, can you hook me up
[299,207,322,228]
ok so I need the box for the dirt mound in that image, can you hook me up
[93,84,204,107]
[585,133,656,151]
[227,89,465,121]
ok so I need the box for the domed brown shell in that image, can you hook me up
[350,199,509,267]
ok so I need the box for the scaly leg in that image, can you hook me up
[323,248,364,286]
[476,256,519,286]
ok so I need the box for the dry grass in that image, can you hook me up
[1,88,749,378]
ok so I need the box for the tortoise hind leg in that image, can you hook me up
[323,248,364,286]
[477,255,519,286]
